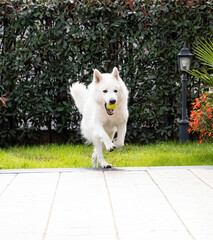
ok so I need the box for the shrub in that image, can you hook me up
[188,94,213,143]
[0,0,213,147]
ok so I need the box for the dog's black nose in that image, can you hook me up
[109,99,116,105]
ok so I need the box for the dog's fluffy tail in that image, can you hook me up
[70,82,88,115]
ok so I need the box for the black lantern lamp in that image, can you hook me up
[177,43,193,143]
[178,43,193,72]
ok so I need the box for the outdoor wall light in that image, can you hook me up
[177,43,193,143]
[178,42,193,71]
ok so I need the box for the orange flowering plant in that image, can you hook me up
[188,94,213,143]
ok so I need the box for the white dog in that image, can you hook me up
[70,67,129,168]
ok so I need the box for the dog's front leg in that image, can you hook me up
[93,126,114,168]
[93,140,112,168]
[94,125,116,152]
[114,121,127,148]
[92,150,98,168]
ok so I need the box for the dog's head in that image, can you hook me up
[93,67,121,116]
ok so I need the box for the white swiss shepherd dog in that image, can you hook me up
[70,67,129,168]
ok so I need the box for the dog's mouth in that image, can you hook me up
[105,103,115,116]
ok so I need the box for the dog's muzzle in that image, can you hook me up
[105,103,115,116]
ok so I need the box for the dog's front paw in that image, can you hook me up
[106,142,116,152]
[104,163,112,168]
[99,159,112,168]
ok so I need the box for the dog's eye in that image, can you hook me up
[103,90,108,93]
[114,90,118,93]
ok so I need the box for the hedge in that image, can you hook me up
[0,0,212,147]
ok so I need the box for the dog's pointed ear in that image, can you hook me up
[93,69,102,83]
[112,67,120,80]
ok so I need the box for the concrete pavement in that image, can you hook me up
[0,166,213,240]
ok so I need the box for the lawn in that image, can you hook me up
[0,142,212,169]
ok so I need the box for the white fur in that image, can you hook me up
[70,67,129,168]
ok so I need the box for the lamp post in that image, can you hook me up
[177,43,193,143]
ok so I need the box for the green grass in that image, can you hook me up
[0,142,213,169]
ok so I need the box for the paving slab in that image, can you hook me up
[104,170,192,240]
[0,174,16,196]
[0,173,59,240]
[0,167,212,240]
[149,169,213,240]
[45,171,117,240]
[190,169,213,189]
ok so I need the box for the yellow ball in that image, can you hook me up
[107,104,116,109]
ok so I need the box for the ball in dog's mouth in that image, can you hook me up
[105,103,116,115]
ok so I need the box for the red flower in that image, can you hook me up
[126,0,135,8]
[207,108,212,113]
[193,101,201,110]
[188,94,213,143]
[187,0,194,8]
[202,94,207,101]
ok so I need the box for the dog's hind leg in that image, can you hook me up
[93,140,112,168]
[114,122,127,148]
